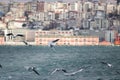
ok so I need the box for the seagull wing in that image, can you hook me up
[48,41,55,48]
[107,63,112,67]
[64,69,83,76]
[23,41,28,45]
[33,69,40,75]
[6,33,14,36]
[101,61,107,65]
[48,39,59,47]
[101,62,112,67]
[0,64,2,68]
[16,34,24,37]
[52,39,59,43]
[61,69,67,73]
[51,68,58,75]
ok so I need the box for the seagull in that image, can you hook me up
[48,39,59,48]
[64,69,83,76]
[97,78,103,80]
[51,68,83,76]
[27,66,40,75]
[100,61,112,67]
[116,71,120,74]
[6,33,13,36]
[6,33,24,38]
[22,41,32,46]
[51,68,67,75]
[16,34,24,37]
[0,64,2,68]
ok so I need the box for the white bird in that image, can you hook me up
[6,33,24,38]
[51,68,83,76]
[48,39,59,48]
[64,69,83,76]
[8,76,12,79]
[51,68,67,75]
[101,61,112,67]
[27,66,40,75]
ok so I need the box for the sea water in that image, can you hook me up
[0,45,120,80]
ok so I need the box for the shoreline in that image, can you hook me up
[0,44,120,47]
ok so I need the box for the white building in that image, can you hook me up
[0,20,6,29]
[105,30,116,43]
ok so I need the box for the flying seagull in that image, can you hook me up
[0,64,2,68]
[97,78,103,80]
[100,61,112,67]
[116,71,120,74]
[51,68,83,76]
[48,39,59,48]
[27,66,40,75]
[6,33,24,38]
[64,68,83,76]
[51,68,67,75]
[22,41,32,46]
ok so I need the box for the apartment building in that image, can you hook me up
[0,20,6,29]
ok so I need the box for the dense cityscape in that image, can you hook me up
[0,0,120,46]
[0,1,120,79]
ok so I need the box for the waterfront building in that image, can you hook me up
[0,36,4,45]
[105,30,117,43]
[77,30,105,41]
[35,35,99,46]
[35,30,74,36]
[4,29,36,43]
[35,30,99,46]
[99,40,112,46]
[114,33,120,45]
[0,30,4,45]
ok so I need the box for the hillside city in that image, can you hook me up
[0,0,120,46]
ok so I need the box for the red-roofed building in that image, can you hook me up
[99,41,112,46]
[114,33,120,45]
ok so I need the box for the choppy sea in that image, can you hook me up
[0,45,120,80]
